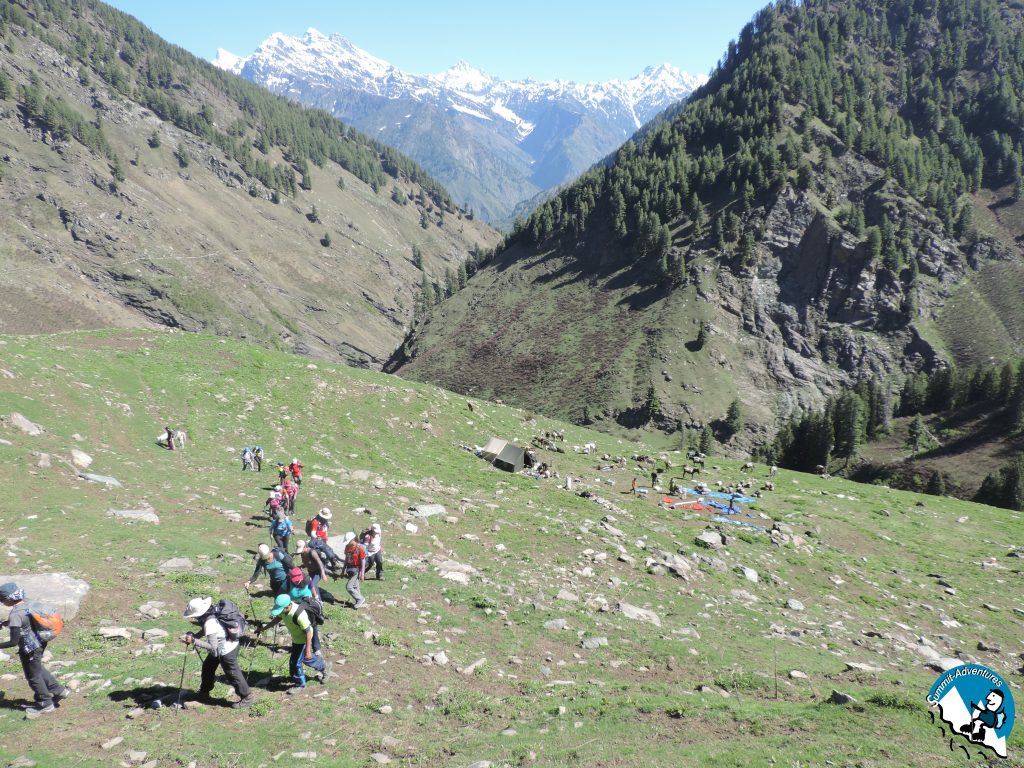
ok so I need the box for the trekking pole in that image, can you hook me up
[174,649,189,708]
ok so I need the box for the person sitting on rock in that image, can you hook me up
[181,597,254,709]
[0,582,71,717]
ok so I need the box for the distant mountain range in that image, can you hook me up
[215,29,706,223]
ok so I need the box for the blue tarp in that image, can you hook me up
[683,489,756,504]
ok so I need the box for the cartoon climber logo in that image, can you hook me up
[928,664,1015,758]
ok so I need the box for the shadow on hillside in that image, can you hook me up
[918,405,1020,461]
[0,693,34,712]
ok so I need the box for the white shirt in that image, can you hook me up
[365,533,381,556]
[203,616,238,656]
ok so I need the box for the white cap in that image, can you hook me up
[371,523,381,533]
[292,458,298,464]
[343,531,356,544]
[275,485,282,491]
[318,508,332,520]
[257,543,270,557]
[183,596,212,619]
[295,540,306,552]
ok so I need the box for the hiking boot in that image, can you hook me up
[24,701,56,717]
[232,694,256,709]
[53,687,72,702]
[354,599,366,609]
[316,662,333,684]
[286,686,306,696]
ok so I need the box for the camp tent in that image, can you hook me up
[480,437,526,473]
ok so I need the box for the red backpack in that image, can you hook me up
[344,540,365,569]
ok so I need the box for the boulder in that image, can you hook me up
[543,619,568,631]
[4,412,44,436]
[647,551,695,580]
[617,602,661,627]
[0,573,90,621]
[78,472,122,487]
[737,566,759,584]
[556,589,579,602]
[437,560,477,584]
[109,507,159,524]
[828,689,857,705]
[34,453,51,469]
[845,662,883,673]
[409,504,446,518]
[695,531,725,550]
[69,449,93,469]
[581,636,609,650]
[159,558,194,572]
[786,598,805,611]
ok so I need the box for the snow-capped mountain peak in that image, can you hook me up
[437,60,493,92]
[212,48,243,75]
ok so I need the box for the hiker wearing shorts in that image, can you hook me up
[0,583,71,716]
[181,597,253,709]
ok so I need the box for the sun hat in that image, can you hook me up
[343,531,356,545]
[270,594,292,616]
[295,540,306,552]
[257,544,271,557]
[183,596,212,618]
[292,458,298,464]
[318,507,332,520]
[371,523,381,533]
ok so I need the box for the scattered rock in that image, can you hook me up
[405,523,419,534]
[378,705,393,715]
[617,602,661,627]
[695,531,725,550]
[99,627,132,640]
[4,412,44,436]
[128,751,147,764]
[69,448,93,469]
[78,472,122,487]
[0,573,90,621]
[845,662,883,673]
[468,762,493,768]
[431,651,449,666]
[34,453,51,469]
[789,670,808,679]
[786,598,805,611]
[7,757,36,768]
[409,504,446,518]
[556,589,578,602]
[581,636,609,650]
[159,557,194,572]
[543,619,568,631]
[737,566,759,584]
[437,560,477,584]
[100,737,123,750]
[828,689,857,705]
[109,507,160,524]
[459,658,486,675]
[137,601,166,619]
[370,755,391,765]
[142,628,169,641]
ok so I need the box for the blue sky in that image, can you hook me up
[104,0,769,82]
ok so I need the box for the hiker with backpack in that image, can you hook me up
[0,583,70,716]
[361,523,384,580]
[289,458,303,486]
[342,531,367,609]
[265,488,284,518]
[253,446,264,472]
[181,596,254,709]
[282,477,298,514]
[306,508,341,571]
[277,462,288,484]
[257,594,329,695]
[270,510,293,553]
[245,543,292,596]
[295,540,327,596]
[286,568,322,653]
[241,447,254,471]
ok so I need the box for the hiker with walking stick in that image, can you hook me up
[180,597,254,709]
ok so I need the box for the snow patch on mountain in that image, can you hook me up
[215,29,706,136]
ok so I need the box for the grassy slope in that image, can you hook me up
[0,21,499,364]
[0,330,1021,767]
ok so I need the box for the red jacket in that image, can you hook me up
[289,462,303,477]
[310,518,329,541]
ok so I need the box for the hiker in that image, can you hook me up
[361,523,384,580]
[289,458,303,486]
[181,597,254,708]
[258,594,328,694]
[282,477,298,514]
[270,510,293,553]
[277,463,288,484]
[342,531,366,609]
[241,447,254,471]
[0,583,70,716]
[306,508,342,571]
[265,488,284,518]
[165,425,176,451]
[286,568,321,653]
[650,470,658,488]
[253,446,264,472]
[631,477,638,495]
[295,540,327,596]
[245,543,290,596]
